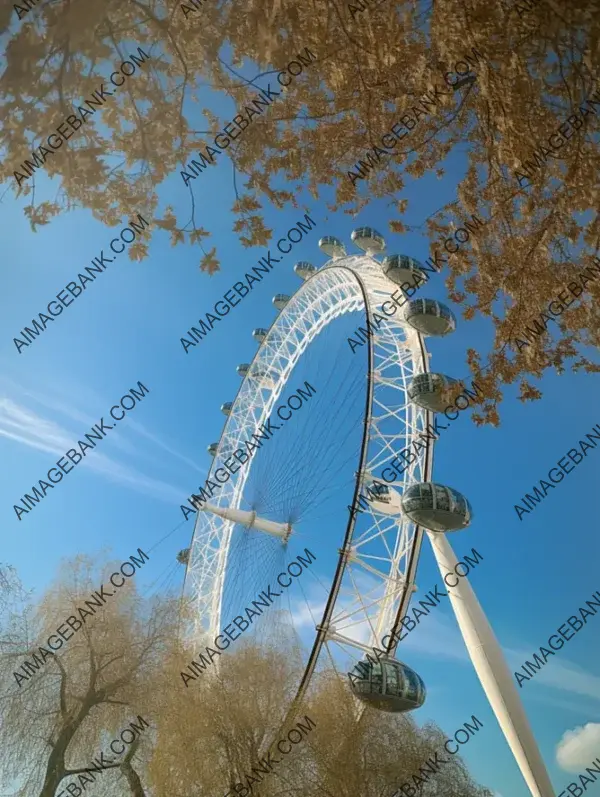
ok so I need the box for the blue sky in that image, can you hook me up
[2,63,600,797]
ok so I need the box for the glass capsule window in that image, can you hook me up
[407,255,423,270]
[403,483,473,519]
[407,298,455,320]
[436,491,451,512]
[320,236,343,248]
[405,669,423,703]
[352,227,385,250]
[445,485,471,514]
[352,658,427,712]
[387,254,421,269]
[409,373,434,395]
[371,662,383,686]
[294,262,316,274]
[439,304,454,321]
[383,254,424,274]
[386,663,399,690]
[403,483,431,512]
[408,373,464,412]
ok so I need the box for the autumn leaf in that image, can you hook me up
[2,0,598,424]
[200,247,219,274]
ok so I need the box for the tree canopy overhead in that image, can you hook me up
[1,0,599,421]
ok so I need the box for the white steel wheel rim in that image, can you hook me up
[183,250,435,707]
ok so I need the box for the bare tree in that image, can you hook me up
[0,554,179,797]
[0,556,495,796]
[145,633,493,797]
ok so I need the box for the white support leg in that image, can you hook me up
[426,531,554,797]
[200,503,292,542]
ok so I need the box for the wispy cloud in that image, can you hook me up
[0,399,74,456]
[0,393,191,506]
[290,594,328,630]
[13,384,142,459]
[403,609,600,706]
[505,646,600,703]
[399,609,470,663]
[126,417,208,476]
[526,689,600,718]
[3,379,208,477]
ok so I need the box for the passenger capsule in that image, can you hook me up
[273,294,291,311]
[405,298,456,337]
[319,235,346,259]
[237,364,250,377]
[294,261,317,280]
[221,402,233,416]
[207,443,218,457]
[382,254,427,287]
[253,328,268,343]
[408,373,461,413]
[351,657,426,713]
[176,548,190,565]
[401,482,473,532]
[351,227,386,255]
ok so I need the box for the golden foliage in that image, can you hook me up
[200,246,220,273]
[1,0,599,421]
[145,636,494,797]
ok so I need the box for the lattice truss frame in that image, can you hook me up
[183,251,434,676]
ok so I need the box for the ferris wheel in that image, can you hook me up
[182,228,554,797]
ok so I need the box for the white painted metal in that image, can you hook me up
[183,250,430,667]
[427,532,554,797]
[182,244,554,797]
[200,503,292,541]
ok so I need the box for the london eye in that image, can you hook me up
[181,227,554,797]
